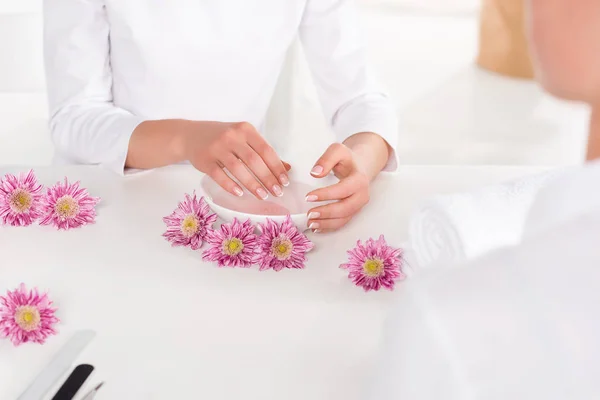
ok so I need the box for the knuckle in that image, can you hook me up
[219,129,237,144]
[330,142,344,151]
[223,158,239,171]
[332,143,349,156]
[208,166,223,178]
[261,145,276,159]
[245,152,260,165]
[234,121,254,133]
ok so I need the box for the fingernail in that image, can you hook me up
[273,185,283,197]
[233,187,244,197]
[256,187,268,200]
[313,229,321,233]
[308,212,320,220]
[309,222,320,230]
[280,174,290,187]
[311,165,324,176]
[305,195,318,202]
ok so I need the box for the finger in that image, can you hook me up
[310,143,351,177]
[243,126,289,187]
[237,144,283,197]
[307,194,366,220]
[207,165,244,197]
[221,154,270,200]
[305,173,369,202]
[307,217,352,233]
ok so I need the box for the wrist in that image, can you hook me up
[343,132,389,180]
[588,106,600,161]
[172,120,199,162]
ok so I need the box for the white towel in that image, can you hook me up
[369,211,600,400]
[408,170,562,269]
[525,160,600,238]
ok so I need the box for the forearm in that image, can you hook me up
[343,132,391,180]
[586,107,600,161]
[125,119,193,169]
[587,135,600,161]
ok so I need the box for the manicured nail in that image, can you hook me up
[233,187,244,197]
[305,195,318,202]
[273,185,283,197]
[308,212,320,220]
[313,229,321,233]
[309,222,320,230]
[256,187,268,200]
[311,165,324,176]
[280,174,290,187]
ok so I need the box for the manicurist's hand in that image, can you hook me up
[183,121,290,199]
[127,120,289,200]
[305,132,392,233]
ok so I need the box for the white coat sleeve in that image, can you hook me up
[300,0,399,171]
[43,0,145,175]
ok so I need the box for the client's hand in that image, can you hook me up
[305,143,371,233]
[183,121,289,200]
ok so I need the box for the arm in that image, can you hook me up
[299,0,398,232]
[44,0,288,198]
[299,0,399,174]
[43,0,144,175]
[586,108,600,161]
[343,132,391,180]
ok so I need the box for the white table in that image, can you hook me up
[0,165,545,400]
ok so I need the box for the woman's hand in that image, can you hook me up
[182,121,289,200]
[305,143,371,233]
[305,133,391,233]
[127,119,289,200]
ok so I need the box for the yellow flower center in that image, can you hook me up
[181,214,199,237]
[222,238,244,256]
[14,306,41,332]
[363,258,384,277]
[9,189,32,213]
[271,237,293,260]
[55,196,79,219]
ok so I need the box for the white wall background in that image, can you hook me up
[0,0,50,165]
[0,0,591,167]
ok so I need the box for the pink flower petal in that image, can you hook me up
[163,193,217,250]
[0,284,59,346]
[340,235,405,292]
[38,178,100,230]
[0,170,44,226]
[202,218,257,267]
[254,216,314,271]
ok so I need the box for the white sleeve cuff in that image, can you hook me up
[102,113,146,176]
[333,96,399,173]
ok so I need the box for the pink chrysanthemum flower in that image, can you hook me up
[0,170,44,226]
[39,178,101,230]
[254,216,314,271]
[0,284,59,346]
[202,218,257,268]
[340,235,405,292]
[163,193,217,250]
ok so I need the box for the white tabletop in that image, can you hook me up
[0,164,546,400]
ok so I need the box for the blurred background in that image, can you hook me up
[0,0,591,166]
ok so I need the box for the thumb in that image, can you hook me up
[311,143,351,178]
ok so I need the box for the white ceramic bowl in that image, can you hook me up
[201,173,334,230]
